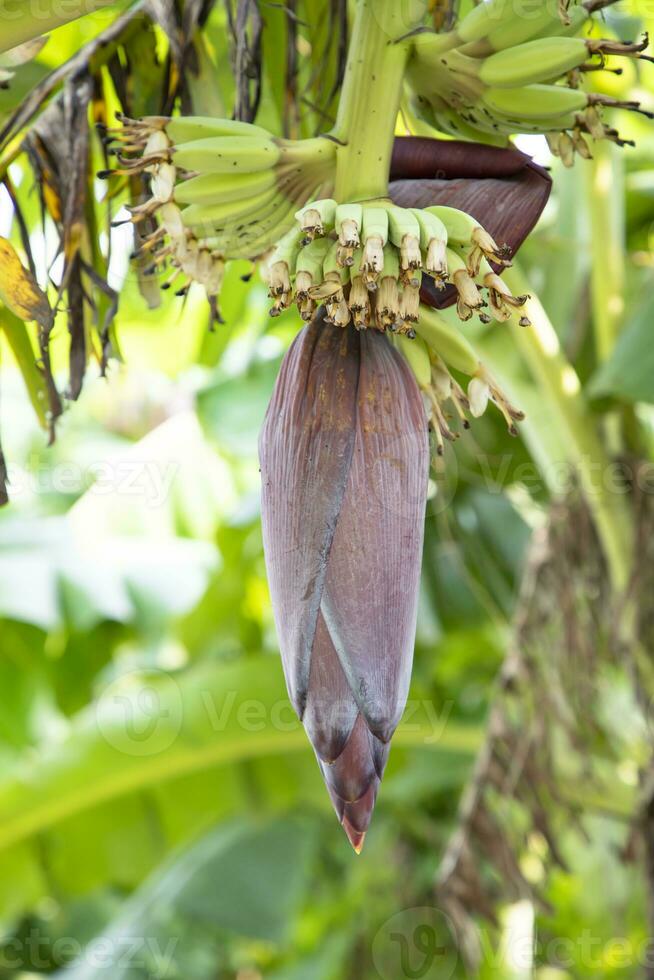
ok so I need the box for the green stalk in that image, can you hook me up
[0,310,47,428]
[586,139,629,457]
[504,265,633,592]
[331,0,422,201]
[0,0,123,54]
[585,140,625,364]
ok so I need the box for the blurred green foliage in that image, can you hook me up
[0,1,653,978]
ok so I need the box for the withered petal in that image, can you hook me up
[389,137,551,311]
[391,135,532,181]
[320,329,429,743]
[259,314,360,716]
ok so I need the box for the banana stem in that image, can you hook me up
[504,265,633,592]
[0,0,122,53]
[585,140,625,364]
[331,0,420,201]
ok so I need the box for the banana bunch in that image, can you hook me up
[265,198,530,331]
[408,0,653,164]
[100,114,336,318]
[394,307,524,452]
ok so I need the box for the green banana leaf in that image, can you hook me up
[0,654,481,926]
[54,817,319,978]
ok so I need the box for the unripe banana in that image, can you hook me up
[416,307,480,376]
[296,198,337,240]
[180,186,280,230]
[173,136,280,174]
[400,277,422,324]
[427,205,505,275]
[309,241,349,301]
[323,239,349,282]
[463,3,587,56]
[348,270,371,329]
[295,238,332,298]
[376,245,402,330]
[410,208,448,279]
[426,206,477,245]
[455,0,514,44]
[481,84,588,120]
[387,206,422,281]
[198,197,297,259]
[174,170,277,206]
[335,203,363,245]
[361,206,389,281]
[166,116,271,144]
[478,37,590,88]
[271,225,305,268]
[267,226,304,312]
[393,334,432,389]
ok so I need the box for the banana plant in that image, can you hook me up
[0,0,652,944]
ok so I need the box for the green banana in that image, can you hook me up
[180,186,282,229]
[166,116,271,144]
[296,198,337,240]
[410,96,508,145]
[308,240,348,301]
[376,246,402,330]
[197,195,300,260]
[387,206,422,281]
[480,84,588,120]
[478,37,595,88]
[270,225,305,269]
[295,238,332,298]
[393,334,432,389]
[335,203,362,265]
[462,4,588,56]
[410,208,448,278]
[426,206,479,245]
[173,170,277,206]
[348,270,371,330]
[400,279,421,325]
[455,0,520,45]
[268,227,304,313]
[173,136,281,174]
[427,205,506,275]
[361,206,389,281]
[316,241,351,326]
[416,307,480,376]
[335,203,363,245]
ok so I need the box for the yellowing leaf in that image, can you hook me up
[0,237,50,324]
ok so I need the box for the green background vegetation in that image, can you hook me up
[0,1,654,977]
